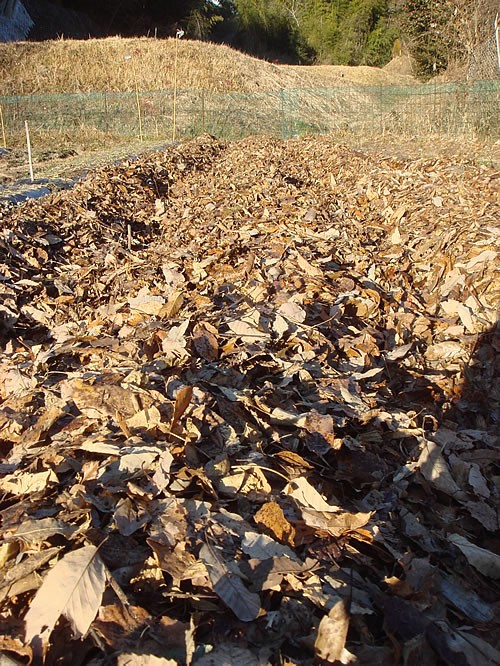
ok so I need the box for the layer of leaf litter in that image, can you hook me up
[0,135,499,665]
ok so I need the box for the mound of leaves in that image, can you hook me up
[0,135,499,666]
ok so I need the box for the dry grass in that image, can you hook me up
[1,36,497,185]
[0,36,418,96]
[285,62,416,86]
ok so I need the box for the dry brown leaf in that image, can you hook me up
[22,404,65,447]
[416,441,466,499]
[114,498,150,536]
[171,385,193,429]
[25,545,107,645]
[129,288,165,315]
[253,501,296,545]
[193,322,219,361]
[314,599,350,663]
[0,469,58,496]
[448,534,500,579]
[199,544,262,622]
[300,507,372,537]
[217,466,271,498]
[61,378,142,421]
[159,290,184,318]
[296,252,322,277]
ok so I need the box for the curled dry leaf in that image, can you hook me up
[171,385,193,429]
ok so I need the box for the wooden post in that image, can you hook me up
[0,105,6,149]
[133,63,143,142]
[172,30,184,141]
[25,120,34,182]
[201,89,205,134]
[172,36,179,141]
[125,55,143,142]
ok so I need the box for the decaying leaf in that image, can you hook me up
[171,385,193,429]
[314,600,350,663]
[129,287,165,316]
[416,441,466,499]
[253,501,296,545]
[199,544,262,622]
[193,322,219,361]
[448,534,500,579]
[300,507,372,537]
[0,469,58,496]
[1,133,498,663]
[25,545,107,645]
[4,518,76,545]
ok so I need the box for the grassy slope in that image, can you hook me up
[0,36,417,96]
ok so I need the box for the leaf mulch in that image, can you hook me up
[0,135,499,666]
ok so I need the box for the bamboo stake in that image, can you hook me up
[0,105,6,149]
[25,120,34,182]
[125,55,143,142]
[133,63,143,142]
[172,37,179,141]
[201,89,205,134]
[172,30,184,142]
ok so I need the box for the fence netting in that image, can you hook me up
[468,30,500,81]
[1,81,499,148]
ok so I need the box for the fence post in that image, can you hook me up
[0,105,6,148]
[172,31,184,141]
[495,13,500,72]
[201,89,205,135]
[104,91,109,134]
[25,120,34,182]
[280,89,286,140]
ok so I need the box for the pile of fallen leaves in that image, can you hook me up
[0,135,499,666]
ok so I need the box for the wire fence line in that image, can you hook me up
[0,81,499,149]
[467,16,500,81]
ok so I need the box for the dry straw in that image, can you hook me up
[0,37,417,97]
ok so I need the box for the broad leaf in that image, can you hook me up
[25,545,107,644]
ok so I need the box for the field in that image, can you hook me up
[0,37,418,96]
[1,37,498,199]
[0,37,499,666]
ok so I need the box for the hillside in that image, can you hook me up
[0,36,417,96]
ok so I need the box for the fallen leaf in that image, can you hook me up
[193,322,219,361]
[171,385,193,429]
[25,545,107,645]
[315,600,350,663]
[448,534,500,579]
[0,469,58,496]
[199,544,262,622]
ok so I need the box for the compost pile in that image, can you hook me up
[0,135,499,666]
